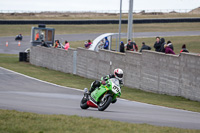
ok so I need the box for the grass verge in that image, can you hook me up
[0,23,200,37]
[0,54,200,113]
[0,109,199,133]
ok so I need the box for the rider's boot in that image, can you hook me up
[88,80,101,95]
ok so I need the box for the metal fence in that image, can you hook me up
[0,9,195,14]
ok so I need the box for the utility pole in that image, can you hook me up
[127,0,133,42]
[118,0,122,51]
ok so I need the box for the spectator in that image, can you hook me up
[160,38,166,53]
[54,40,59,48]
[154,36,161,52]
[98,40,104,49]
[84,41,88,47]
[64,40,70,50]
[120,41,125,53]
[41,40,48,47]
[126,39,138,51]
[15,33,23,40]
[35,32,39,41]
[18,33,22,38]
[126,39,133,50]
[140,42,151,52]
[85,40,92,49]
[164,44,175,55]
[167,40,174,51]
[124,42,128,50]
[180,44,189,53]
[104,37,109,49]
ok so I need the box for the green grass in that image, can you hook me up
[0,54,200,113]
[0,110,199,133]
[1,22,200,37]
[69,36,200,54]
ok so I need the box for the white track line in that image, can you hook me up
[0,66,83,92]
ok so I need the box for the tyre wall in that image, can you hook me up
[1,18,200,24]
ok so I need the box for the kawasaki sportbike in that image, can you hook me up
[80,78,121,111]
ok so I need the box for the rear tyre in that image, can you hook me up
[80,96,89,109]
[98,96,112,111]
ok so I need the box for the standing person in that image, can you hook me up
[180,44,189,53]
[126,39,133,50]
[85,40,92,49]
[54,40,59,48]
[35,32,39,41]
[120,41,125,53]
[64,40,70,50]
[160,38,166,53]
[127,39,138,51]
[154,36,161,52]
[139,42,151,52]
[167,40,174,51]
[104,37,109,50]
[164,44,175,55]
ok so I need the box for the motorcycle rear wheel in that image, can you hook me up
[98,96,112,111]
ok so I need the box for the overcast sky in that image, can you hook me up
[0,0,200,12]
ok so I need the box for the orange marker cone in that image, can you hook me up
[18,41,21,46]
[6,41,8,47]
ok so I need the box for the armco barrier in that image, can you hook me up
[1,18,200,24]
[30,46,200,101]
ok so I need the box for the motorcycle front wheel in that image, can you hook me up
[80,96,89,109]
[98,96,112,111]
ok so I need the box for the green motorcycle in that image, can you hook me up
[80,78,121,111]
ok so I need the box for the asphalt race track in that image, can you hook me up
[0,31,200,54]
[0,67,200,129]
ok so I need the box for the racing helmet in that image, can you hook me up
[114,68,123,80]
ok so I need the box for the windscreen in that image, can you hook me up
[110,78,120,87]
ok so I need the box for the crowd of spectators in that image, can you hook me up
[41,36,190,55]
[84,37,109,49]
[119,36,189,55]
[153,36,189,55]
[40,39,70,51]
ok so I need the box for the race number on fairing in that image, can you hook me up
[112,85,120,93]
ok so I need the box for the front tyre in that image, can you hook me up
[80,96,89,109]
[98,96,112,111]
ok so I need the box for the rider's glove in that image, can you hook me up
[101,80,106,85]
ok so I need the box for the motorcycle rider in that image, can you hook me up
[89,68,123,94]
